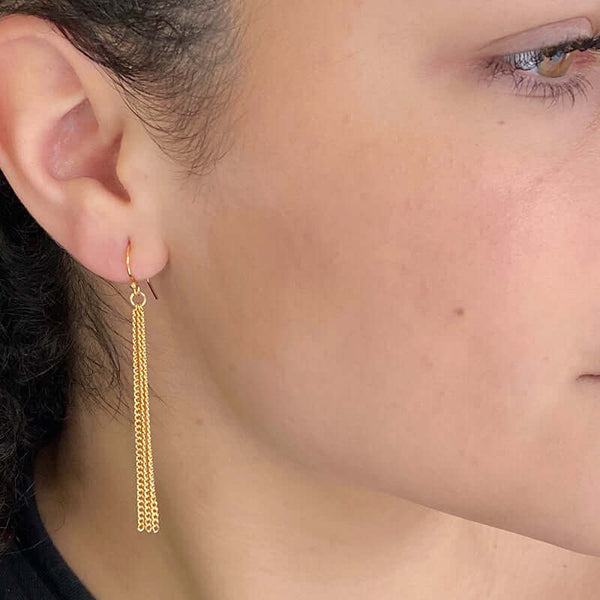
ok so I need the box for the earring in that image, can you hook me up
[126,239,160,534]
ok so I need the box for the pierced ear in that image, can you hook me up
[0,15,168,283]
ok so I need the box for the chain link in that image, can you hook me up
[131,287,160,533]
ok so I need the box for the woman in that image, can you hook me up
[0,0,600,597]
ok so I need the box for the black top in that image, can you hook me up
[0,452,96,599]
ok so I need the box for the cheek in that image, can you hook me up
[190,0,600,553]
[199,130,600,553]
[201,120,547,492]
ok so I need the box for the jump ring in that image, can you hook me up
[130,291,147,307]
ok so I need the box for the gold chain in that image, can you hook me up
[131,283,160,533]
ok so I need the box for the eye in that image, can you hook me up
[483,35,600,107]
[505,48,576,78]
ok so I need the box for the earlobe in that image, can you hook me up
[0,15,168,284]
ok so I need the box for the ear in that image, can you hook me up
[0,14,169,283]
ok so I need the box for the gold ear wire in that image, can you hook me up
[127,239,160,534]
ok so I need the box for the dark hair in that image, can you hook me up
[0,0,244,556]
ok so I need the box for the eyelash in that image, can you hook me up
[484,34,600,107]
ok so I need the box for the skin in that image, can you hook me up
[2,0,600,597]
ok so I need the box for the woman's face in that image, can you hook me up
[162,1,600,555]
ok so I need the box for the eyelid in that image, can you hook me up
[480,31,600,109]
[475,16,593,56]
[421,16,596,78]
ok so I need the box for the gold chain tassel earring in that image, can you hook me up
[126,239,160,534]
